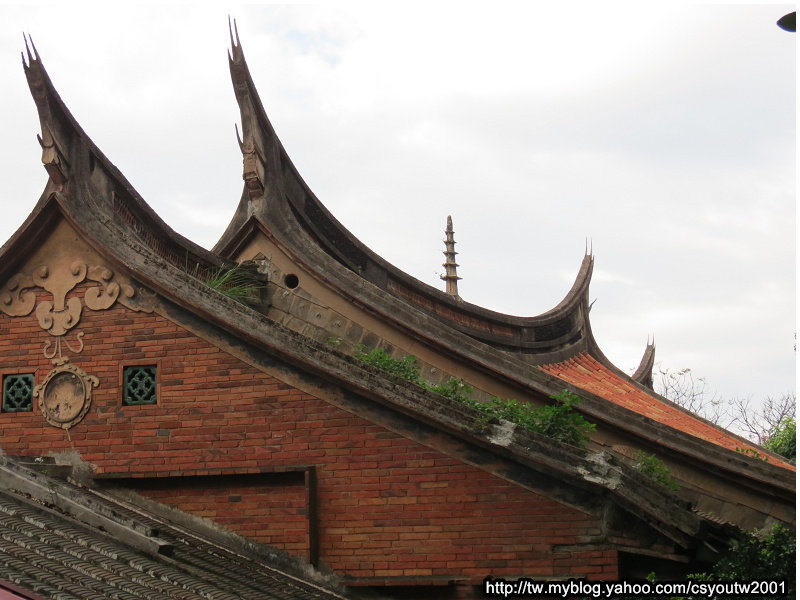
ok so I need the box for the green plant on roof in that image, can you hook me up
[633,450,681,491]
[735,446,768,462]
[355,347,422,381]
[204,264,264,305]
[465,390,595,447]
[352,348,595,447]
[427,377,474,403]
[325,336,343,348]
[353,348,474,402]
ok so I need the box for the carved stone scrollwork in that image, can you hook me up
[32,261,86,336]
[34,362,99,430]
[0,273,37,317]
[85,265,121,310]
[0,261,146,336]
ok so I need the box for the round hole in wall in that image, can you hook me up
[284,274,299,289]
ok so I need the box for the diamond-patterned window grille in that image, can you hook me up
[123,365,157,406]
[2,374,34,412]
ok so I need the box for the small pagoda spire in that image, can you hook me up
[441,215,461,298]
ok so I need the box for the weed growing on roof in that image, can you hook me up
[352,346,596,447]
[735,446,769,462]
[428,377,474,403]
[355,347,422,381]
[354,348,474,402]
[352,348,596,446]
[204,264,264,305]
[633,451,681,491]
[464,390,595,447]
[324,336,343,348]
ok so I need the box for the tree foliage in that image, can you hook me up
[715,525,795,586]
[763,417,796,462]
[701,524,796,600]
[623,525,796,600]
[728,394,796,446]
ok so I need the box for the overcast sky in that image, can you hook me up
[0,4,795,410]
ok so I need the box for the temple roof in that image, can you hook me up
[0,456,349,599]
[8,36,234,288]
[542,353,766,459]
[216,24,597,362]
[210,30,794,473]
[3,30,793,549]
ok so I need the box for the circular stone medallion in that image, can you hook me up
[34,364,99,429]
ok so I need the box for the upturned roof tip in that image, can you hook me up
[228,16,242,61]
[22,33,40,68]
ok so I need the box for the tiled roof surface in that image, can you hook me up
[0,466,348,600]
[540,353,795,471]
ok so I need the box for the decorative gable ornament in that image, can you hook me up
[1,260,148,429]
[34,362,99,430]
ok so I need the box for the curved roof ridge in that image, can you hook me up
[20,35,227,277]
[632,339,656,389]
[215,30,604,359]
[542,252,594,318]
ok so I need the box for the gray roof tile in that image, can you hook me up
[0,459,351,600]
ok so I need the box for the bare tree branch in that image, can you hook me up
[728,394,796,445]
[655,365,728,426]
[655,365,796,445]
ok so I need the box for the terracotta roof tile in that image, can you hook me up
[539,353,795,471]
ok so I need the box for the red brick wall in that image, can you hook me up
[125,473,309,554]
[0,298,625,589]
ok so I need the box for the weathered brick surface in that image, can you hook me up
[130,473,310,554]
[0,301,624,592]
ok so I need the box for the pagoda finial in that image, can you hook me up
[441,215,461,298]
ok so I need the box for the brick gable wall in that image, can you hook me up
[125,472,310,554]
[0,298,627,596]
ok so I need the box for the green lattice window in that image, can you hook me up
[123,365,157,406]
[2,374,34,413]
